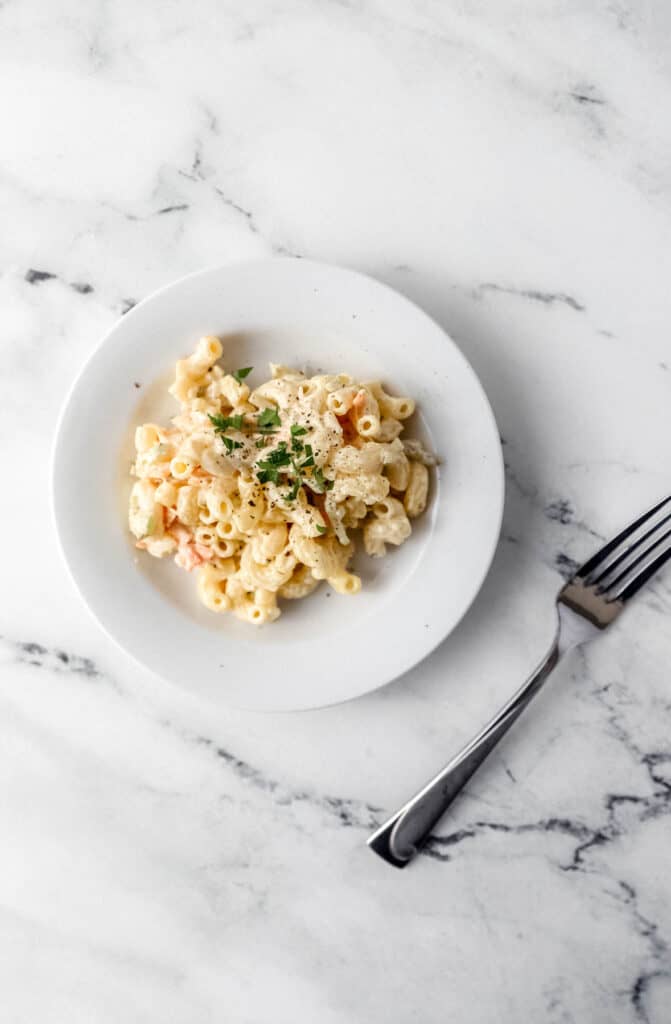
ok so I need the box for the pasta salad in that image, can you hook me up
[128,336,435,624]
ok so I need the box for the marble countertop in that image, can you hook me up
[2,2,671,1021]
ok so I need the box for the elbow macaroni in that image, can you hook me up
[128,336,436,624]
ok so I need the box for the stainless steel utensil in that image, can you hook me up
[368,494,671,867]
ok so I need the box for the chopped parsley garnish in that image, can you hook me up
[307,467,333,493]
[257,407,281,430]
[253,431,332,505]
[261,442,291,467]
[255,438,267,448]
[257,467,280,485]
[284,478,302,504]
[221,436,243,453]
[291,431,308,454]
[316,524,327,534]
[256,443,292,485]
[209,413,246,433]
[232,366,253,384]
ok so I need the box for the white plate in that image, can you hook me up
[53,259,503,711]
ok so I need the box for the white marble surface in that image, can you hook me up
[2,1,671,1021]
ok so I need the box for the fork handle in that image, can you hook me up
[367,640,561,867]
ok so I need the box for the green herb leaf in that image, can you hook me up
[208,412,246,433]
[300,454,315,468]
[260,443,291,468]
[221,435,243,453]
[284,478,302,503]
[308,467,331,493]
[257,466,280,485]
[304,443,313,458]
[232,367,253,384]
[316,524,327,534]
[255,438,267,449]
[291,424,308,437]
[208,413,230,433]
[257,407,281,430]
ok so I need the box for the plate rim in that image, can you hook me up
[52,257,504,711]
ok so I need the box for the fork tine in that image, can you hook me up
[586,508,671,587]
[598,524,671,594]
[612,535,671,602]
[593,522,671,592]
[578,495,671,583]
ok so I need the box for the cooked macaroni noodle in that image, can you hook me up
[128,336,435,624]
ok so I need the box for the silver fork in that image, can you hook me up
[368,494,671,868]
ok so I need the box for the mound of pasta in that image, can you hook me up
[128,336,435,624]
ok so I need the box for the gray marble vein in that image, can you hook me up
[2,1,671,1021]
[477,283,586,313]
